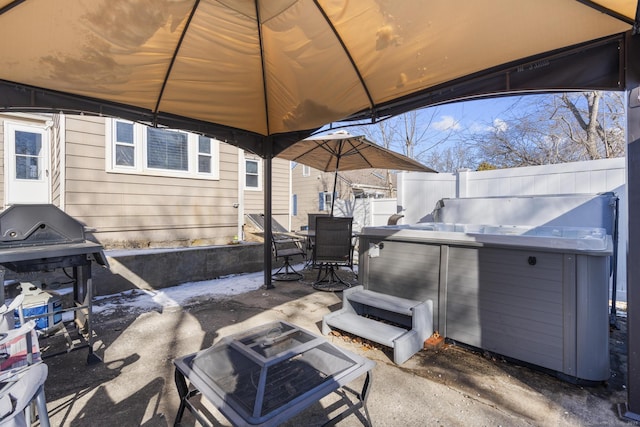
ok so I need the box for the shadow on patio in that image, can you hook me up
[39,267,630,426]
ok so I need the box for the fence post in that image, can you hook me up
[457,168,470,197]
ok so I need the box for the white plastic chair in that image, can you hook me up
[0,362,49,427]
[0,319,50,427]
[0,295,24,333]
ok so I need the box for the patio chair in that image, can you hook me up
[271,233,306,281]
[306,213,330,249]
[296,213,329,268]
[312,216,354,291]
[0,320,50,427]
[0,294,25,332]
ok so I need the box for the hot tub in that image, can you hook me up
[372,222,610,251]
[358,223,613,383]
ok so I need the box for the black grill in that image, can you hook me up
[0,204,108,364]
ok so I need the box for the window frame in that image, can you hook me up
[244,157,262,191]
[302,164,311,177]
[105,118,220,180]
[322,191,333,211]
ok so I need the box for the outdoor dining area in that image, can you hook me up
[271,213,357,292]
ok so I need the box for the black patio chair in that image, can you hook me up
[312,216,354,291]
[271,233,306,281]
[300,213,330,268]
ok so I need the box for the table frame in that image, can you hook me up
[173,323,374,427]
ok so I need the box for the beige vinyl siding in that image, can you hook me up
[64,116,240,248]
[290,163,330,231]
[244,156,291,231]
[272,158,291,230]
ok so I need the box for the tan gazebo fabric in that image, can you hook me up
[0,0,634,139]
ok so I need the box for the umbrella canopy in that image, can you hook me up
[279,131,434,215]
[279,131,435,173]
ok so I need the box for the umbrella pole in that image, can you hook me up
[330,170,338,216]
[330,156,340,217]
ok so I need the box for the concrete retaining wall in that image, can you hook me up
[92,242,266,296]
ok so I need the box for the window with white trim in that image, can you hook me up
[302,164,310,177]
[106,118,220,180]
[245,158,261,190]
[319,191,333,211]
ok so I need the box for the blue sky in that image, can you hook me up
[421,96,524,136]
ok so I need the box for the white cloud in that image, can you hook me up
[466,118,508,134]
[492,118,508,133]
[469,122,492,133]
[433,115,461,131]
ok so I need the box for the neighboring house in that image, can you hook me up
[0,113,291,248]
[290,162,397,231]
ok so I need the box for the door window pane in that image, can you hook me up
[16,156,40,180]
[15,131,42,155]
[15,131,42,180]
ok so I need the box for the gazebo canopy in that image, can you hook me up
[0,0,636,156]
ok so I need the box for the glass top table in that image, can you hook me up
[173,321,374,426]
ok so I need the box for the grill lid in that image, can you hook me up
[0,204,107,269]
[0,204,86,247]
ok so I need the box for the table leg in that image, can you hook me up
[174,369,189,426]
[323,371,373,426]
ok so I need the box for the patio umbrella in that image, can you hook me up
[279,131,435,215]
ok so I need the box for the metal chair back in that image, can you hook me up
[313,217,353,265]
[308,213,329,231]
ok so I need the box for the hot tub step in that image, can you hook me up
[347,289,420,316]
[324,312,408,347]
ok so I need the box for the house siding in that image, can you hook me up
[243,154,291,231]
[63,116,241,248]
[290,163,330,231]
[0,114,293,247]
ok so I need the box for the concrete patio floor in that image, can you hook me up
[39,269,633,427]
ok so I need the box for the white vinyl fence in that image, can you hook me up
[397,157,627,302]
[332,197,399,231]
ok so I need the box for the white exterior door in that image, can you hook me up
[4,121,50,205]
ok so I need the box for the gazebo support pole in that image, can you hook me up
[621,29,640,422]
[264,143,275,290]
